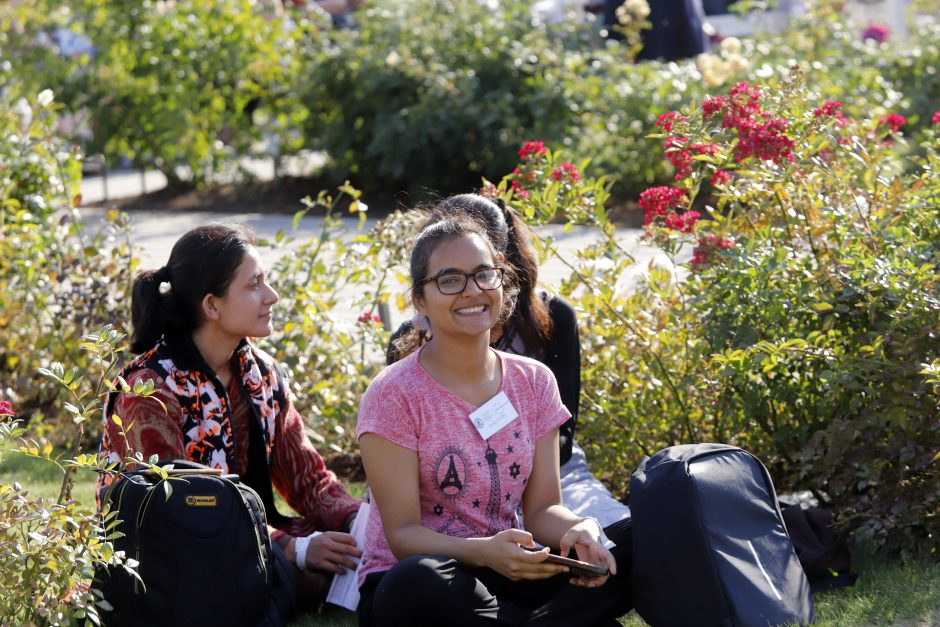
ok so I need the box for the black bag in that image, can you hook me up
[630,443,814,627]
[781,504,858,592]
[94,460,296,626]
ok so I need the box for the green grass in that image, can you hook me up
[0,446,98,504]
[4,450,938,626]
[811,550,940,626]
[292,606,358,627]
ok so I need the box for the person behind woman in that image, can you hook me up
[97,223,362,614]
[389,193,632,540]
[358,216,631,626]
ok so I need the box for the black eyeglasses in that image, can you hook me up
[415,267,505,295]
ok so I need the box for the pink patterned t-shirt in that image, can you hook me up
[355,348,571,584]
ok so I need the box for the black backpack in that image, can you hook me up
[630,443,814,627]
[94,460,296,626]
[781,504,858,592]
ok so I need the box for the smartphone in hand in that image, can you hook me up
[542,552,609,578]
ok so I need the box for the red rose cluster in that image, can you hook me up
[664,210,701,234]
[639,186,688,227]
[719,83,795,164]
[551,162,581,182]
[877,113,906,133]
[508,141,582,199]
[813,100,843,118]
[664,137,720,180]
[660,82,796,183]
[655,111,687,135]
[357,312,382,325]
[691,234,735,270]
[861,22,889,43]
[518,141,547,160]
[710,170,732,187]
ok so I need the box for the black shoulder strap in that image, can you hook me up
[243,409,295,526]
[237,348,295,527]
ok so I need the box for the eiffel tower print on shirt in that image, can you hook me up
[483,444,503,535]
[433,445,470,500]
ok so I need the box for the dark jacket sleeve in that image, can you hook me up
[269,398,361,536]
[544,296,580,466]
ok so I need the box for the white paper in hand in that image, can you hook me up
[325,501,370,611]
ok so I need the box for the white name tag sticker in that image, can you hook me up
[469,391,519,440]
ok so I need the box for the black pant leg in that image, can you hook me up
[359,555,503,627]
[358,571,384,627]
[357,536,633,627]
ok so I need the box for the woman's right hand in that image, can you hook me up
[480,529,569,581]
[291,531,362,574]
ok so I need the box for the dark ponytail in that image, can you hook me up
[498,200,553,350]
[130,267,169,354]
[130,224,255,354]
[436,194,509,253]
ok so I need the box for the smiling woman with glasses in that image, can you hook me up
[415,266,505,295]
[354,213,629,627]
[392,194,633,545]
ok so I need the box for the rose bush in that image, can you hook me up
[569,0,940,198]
[501,74,940,553]
[2,0,318,186]
[0,327,156,626]
[0,86,135,447]
[5,0,938,202]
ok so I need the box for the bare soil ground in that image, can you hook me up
[92,176,645,227]
[91,176,402,216]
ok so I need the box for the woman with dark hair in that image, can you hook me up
[389,194,632,540]
[96,223,362,614]
[358,215,631,626]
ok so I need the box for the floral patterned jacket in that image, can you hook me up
[97,334,360,537]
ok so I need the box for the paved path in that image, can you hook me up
[77,170,672,326]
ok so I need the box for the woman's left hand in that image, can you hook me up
[558,519,616,588]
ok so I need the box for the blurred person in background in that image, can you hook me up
[602,0,709,61]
